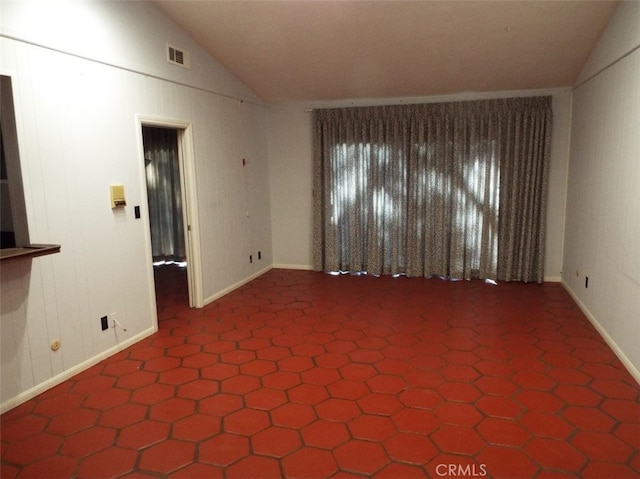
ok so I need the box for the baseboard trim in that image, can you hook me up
[544,276,562,282]
[0,326,157,414]
[272,264,314,271]
[203,265,273,306]
[561,279,640,385]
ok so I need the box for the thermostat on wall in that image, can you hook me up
[110,184,126,208]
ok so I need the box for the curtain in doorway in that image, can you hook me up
[143,127,186,263]
[312,96,552,283]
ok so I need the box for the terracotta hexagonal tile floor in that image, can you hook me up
[1,266,639,478]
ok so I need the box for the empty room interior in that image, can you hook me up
[0,1,639,478]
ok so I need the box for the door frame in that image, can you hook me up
[136,115,204,308]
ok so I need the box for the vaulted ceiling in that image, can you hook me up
[155,1,618,103]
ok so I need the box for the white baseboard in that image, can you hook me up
[0,326,157,414]
[561,280,640,385]
[272,264,314,271]
[203,265,273,306]
[544,276,562,282]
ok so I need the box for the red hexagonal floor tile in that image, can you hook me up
[288,384,330,405]
[149,397,195,422]
[181,351,218,369]
[475,395,523,419]
[601,398,640,422]
[221,374,261,394]
[348,414,396,441]
[143,356,181,372]
[476,446,540,479]
[262,370,302,390]
[437,382,482,403]
[138,439,195,474]
[5,268,640,479]
[272,402,317,428]
[199,393,243,416]
[240,359,278,376]
[173,414,220,442]
[431,425,485,455]
[224,408,270,436]
[282,447,338,479]
[103,359,142,376]
[571,431,633,463]
[474,375,519,396]
[434,402,483,427]
[226,456,282,479]
[340,363,378,381]
[301,420,350,449]
[581,462,640,479]
[383,432,438,464]
[397,389,443,410]
[257,345,291,361]
[170,463,223,479]
[76,446,137,478]
[244,388,288,411]
[2,415,48,442]
[301,367,342,385]
[477,417,532,446]
[358,393,404,416]
[117,420,169,449]
[46,408,99,436]
[525,438,587,472]
[367,375,408,394]
[334,440,390,475]
[238,337,272,351]
[3,433,63,465]
[158,367,199,385]
[251,426,301,458]
[315,398,360,422]
[520,411,574,439]
[60,427,116,458]
[392,408,439,434]
[83,388,130,411]
[71,375,116,395]
[14,456,77,479]
[403,370,445,388]
[177,379,219,400]
[554,384,603,407]
[99,403,147,429]
[375,462,428,478]
[34,394,85,416]
[199,433,250,466]
[116,370,158,390]
[130,383,175,405]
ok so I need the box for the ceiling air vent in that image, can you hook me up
[167,44,190,69]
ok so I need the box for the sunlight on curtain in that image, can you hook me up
[312,97,552,283]
[143,126,186,263]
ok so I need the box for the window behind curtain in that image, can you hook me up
[312,97,552,283]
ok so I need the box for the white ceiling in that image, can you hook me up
[155,1,618,103]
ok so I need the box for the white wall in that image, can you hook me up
[268,89,572,281]
[563,1,640,379]
[0,1,271,411]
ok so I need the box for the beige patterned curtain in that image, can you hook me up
[143,126,186,263]
[312,96,552,283]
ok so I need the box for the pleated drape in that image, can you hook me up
[312,97,552,283]
[143,126,186,263]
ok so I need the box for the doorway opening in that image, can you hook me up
[139,118,202,310]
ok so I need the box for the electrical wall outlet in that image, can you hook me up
[258,251,261,260]
[100,316,108,331]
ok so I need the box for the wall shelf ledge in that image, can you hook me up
[0,244,61,262]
